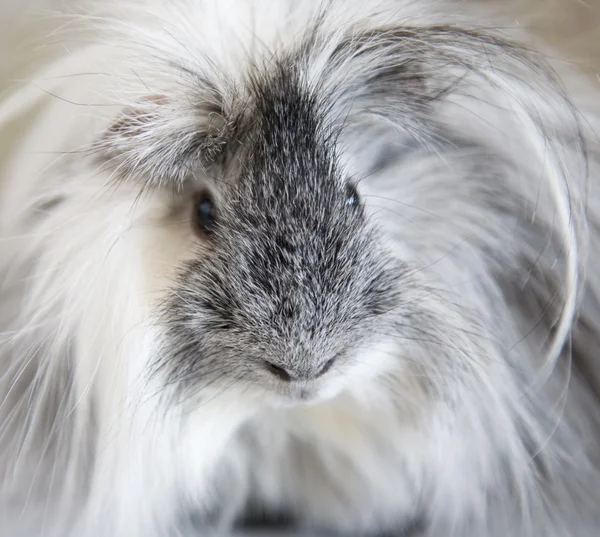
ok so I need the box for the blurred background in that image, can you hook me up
[488,0,600,74]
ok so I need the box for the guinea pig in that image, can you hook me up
[1,1,600,536]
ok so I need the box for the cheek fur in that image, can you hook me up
[140,195,205,306]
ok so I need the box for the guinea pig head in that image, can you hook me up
[156,66,404,404]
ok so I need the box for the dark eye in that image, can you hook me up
[193,191,217,235]
[345,184,359,207]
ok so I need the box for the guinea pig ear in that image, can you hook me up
[318,25,575,144]
[98,89,229,187]
[318,27,441,142]
[106,94,169,134]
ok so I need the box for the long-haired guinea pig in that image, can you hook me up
[1,1,600,536]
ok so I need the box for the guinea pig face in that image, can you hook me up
[147,75,406,406]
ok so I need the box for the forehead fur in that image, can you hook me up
[95,8,434,187]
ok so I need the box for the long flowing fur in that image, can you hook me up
[1,1,600,536]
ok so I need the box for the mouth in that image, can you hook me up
[281,381,343,406]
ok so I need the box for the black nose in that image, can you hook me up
[264,361,292,381]
[263,356,336,381]
[316,356,336,376]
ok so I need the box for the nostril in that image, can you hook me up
[316,356,336,378]
[264,361,292,381]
